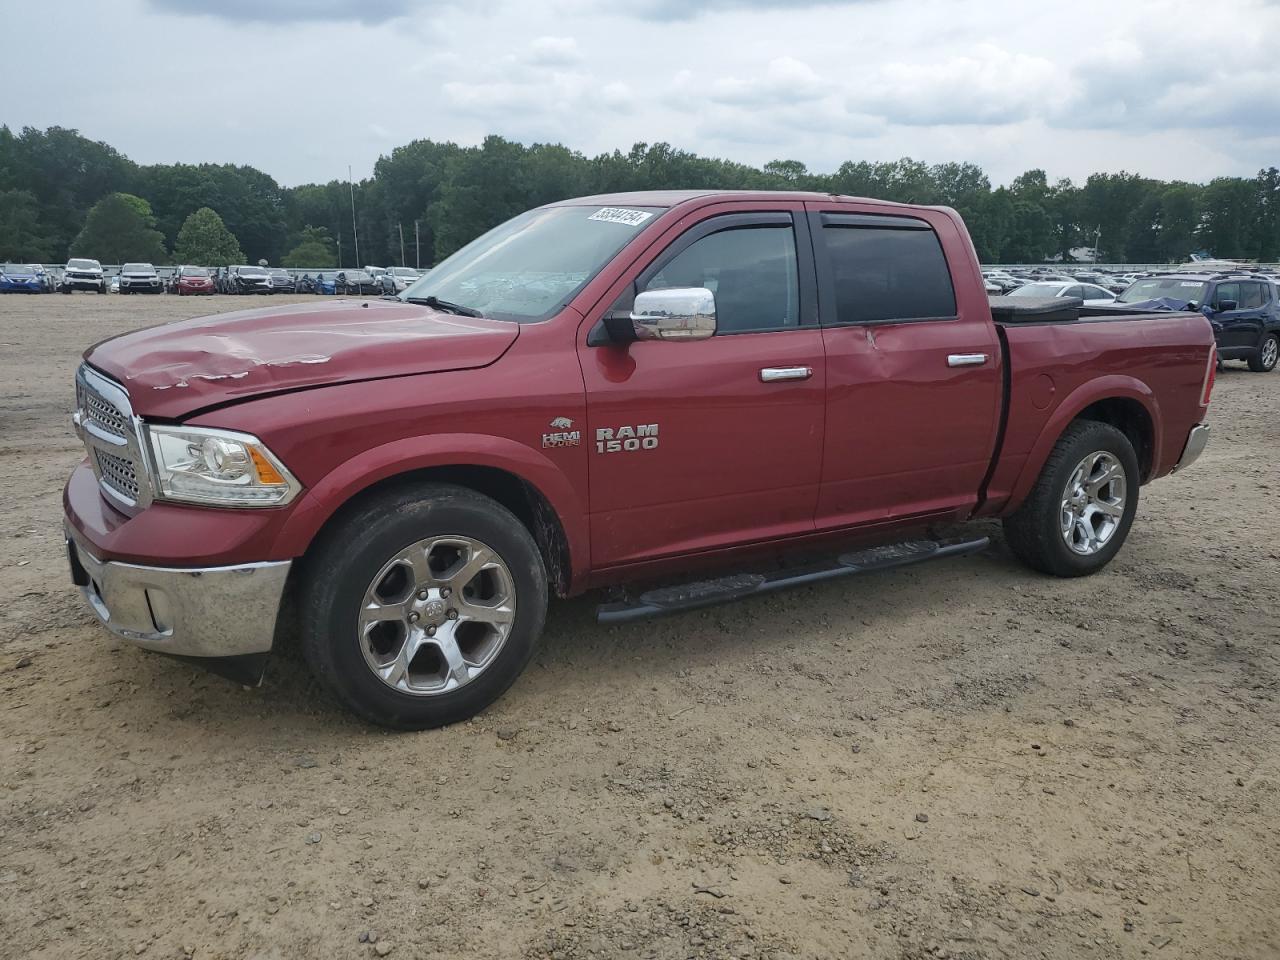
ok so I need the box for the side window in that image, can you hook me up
[1214,282,1240,308]
[821,225,956,324]
[643,226,799,334]
[1239,282,1265,309]
[1065,286,1086,300]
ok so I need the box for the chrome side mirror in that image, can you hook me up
[630,287,717,341]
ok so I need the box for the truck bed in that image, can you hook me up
[988,295,1201,326]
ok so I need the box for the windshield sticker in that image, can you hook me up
[588,207,654,227]
[1179,281,1203,288]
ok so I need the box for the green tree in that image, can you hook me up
[282,225,337,267]
[71,192,167,263]
[0,188,54,261]
[173,207,244,265]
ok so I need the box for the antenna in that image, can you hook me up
[349,165,360,269]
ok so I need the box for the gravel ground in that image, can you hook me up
[1,293,1277,960]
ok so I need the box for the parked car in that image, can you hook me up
[61,258,106,294]
[118,262,163,294]
[1007,281,1116,305]
[229,265,274,295]
[268,268,297,294]
[336,269,379,295]
[0,263,51,293]
[110,276,120,294]
[305,272,332,295]
[173,266,215,296]
[62,190,1217,729]
[1112,274,1279,372]
[380,266,423,294]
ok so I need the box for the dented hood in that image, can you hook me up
[86,298,520,419]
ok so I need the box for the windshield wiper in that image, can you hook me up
[404,295,484,318]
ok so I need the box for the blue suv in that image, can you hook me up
[1115,273,1280,373]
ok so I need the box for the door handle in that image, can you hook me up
[947,353,989,367]
[760,366,813,382]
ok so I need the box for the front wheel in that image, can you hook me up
[1003,420,1140,577]
[300,483,548,729]
[1248,333,1278,373]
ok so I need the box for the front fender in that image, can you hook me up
[268,432,590,588]
[1007,375,1163,509]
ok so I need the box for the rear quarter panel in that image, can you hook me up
[983,313,1214,514]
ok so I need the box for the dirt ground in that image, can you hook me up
[0,293,1277,960]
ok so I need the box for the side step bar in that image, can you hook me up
[596,537,989,625]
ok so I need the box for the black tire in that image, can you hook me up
[98,284,106,294]
[1248,333,1278,373]
[1003,420,1140,578]
[300,483,548,730]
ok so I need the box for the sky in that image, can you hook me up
[4,0,1279,188]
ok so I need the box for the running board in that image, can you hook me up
[596,537,989,625]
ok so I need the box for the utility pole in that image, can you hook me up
[398,223,406,268]
[348,165,360,269]
[414,220,421,271]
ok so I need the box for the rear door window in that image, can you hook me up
[1239,282,1265,309]
[817,218,956,324]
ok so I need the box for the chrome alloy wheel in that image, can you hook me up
[358,536,515,696]
[1060,451,1127,556]
[1261,336,1279,370]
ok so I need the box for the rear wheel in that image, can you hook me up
[1248,333,1278,373]
[1004,420,1140,577]
[300,483,548,729]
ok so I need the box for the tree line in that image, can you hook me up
[1,125,1278,268]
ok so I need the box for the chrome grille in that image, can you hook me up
[80,387,129,438]
[75,364,151,512]
[95,449,140,500]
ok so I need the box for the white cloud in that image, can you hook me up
[6,0,1280,186]
[528,35,582,66]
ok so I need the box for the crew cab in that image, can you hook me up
[119,262,163,294]
[62,191,1216,729]
[61,258,106,293]
[1113,273,1279,373]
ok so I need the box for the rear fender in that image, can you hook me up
[1007,376,1163,510]
[269,433,589,589]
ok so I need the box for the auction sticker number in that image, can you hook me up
[588,207,654,227]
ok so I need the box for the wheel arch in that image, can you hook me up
[1008,377,1162,510]
[271,435,588,597]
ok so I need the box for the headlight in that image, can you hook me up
[145,425,300,507]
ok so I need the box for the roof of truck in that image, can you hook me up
[551,189,928,209]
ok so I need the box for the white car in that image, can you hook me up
[118,262,163,294]
[382,266,423,293]
[61,257,106,294]
[1006,281,1116,306]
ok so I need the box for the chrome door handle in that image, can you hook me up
[760,366,813,382]
[947,353,989,367]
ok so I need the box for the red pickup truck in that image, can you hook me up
[64,190,1216,728]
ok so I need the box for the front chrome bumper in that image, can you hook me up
[64,523,291,658]
[1172,423,1210,473]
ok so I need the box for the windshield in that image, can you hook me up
[122,263,153,273]
[67,259,99,270]
[401,204,664,322]
[239,267,268,277]
[1009,282,1066,298]
[270,269,290,277]
[180,267,209,277]
[3,264,37,274]
[1118,277,1208,304]
[392,267,418,277]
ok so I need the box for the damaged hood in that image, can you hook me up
[86,298,520,419]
